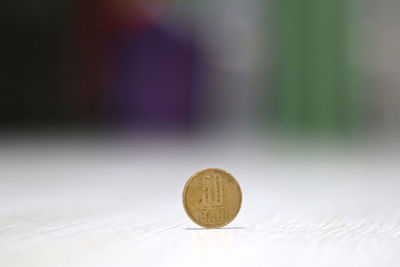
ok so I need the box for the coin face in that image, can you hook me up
[183,168,242,228]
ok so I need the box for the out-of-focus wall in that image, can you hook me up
[0,0,399,137]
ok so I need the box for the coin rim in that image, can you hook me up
[182,168,242,229]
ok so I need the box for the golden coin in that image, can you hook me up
[183,168,242,228]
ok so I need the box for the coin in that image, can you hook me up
[183,168,242,228]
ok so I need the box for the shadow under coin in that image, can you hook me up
[185,226,245,230]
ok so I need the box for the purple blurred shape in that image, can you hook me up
[107,24,200,129]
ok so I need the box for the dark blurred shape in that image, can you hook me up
[69,0,200,129]
[0,0,68,126]
[1,0,201,130]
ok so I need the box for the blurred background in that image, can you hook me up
[1,0,398,137]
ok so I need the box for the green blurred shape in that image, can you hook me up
[275,0,357,135]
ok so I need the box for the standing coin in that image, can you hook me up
[183,168,242,228]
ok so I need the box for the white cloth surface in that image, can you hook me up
[0,135,399,267]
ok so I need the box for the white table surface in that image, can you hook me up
[1,133,399,267]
